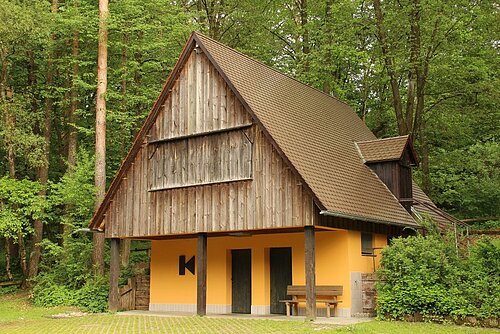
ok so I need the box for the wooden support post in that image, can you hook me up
[197,233,207,316]
[305,226,316,320]
[109,238,120,312]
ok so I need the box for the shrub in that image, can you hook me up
[376,234,462,320]
[32,280,77,307]
[75,278,109,313]
[376,234,500,322]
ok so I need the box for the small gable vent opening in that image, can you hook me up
[357,136,418,213]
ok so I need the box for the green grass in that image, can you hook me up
[335,321,498,334]
[0,291,77,323]
[0,292,497,334]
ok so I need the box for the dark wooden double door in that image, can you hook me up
[231,249,252,313]
[231,247,292,315]
[270,247,292,314]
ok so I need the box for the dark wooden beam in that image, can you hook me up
[197,233,207,316]
[148,123,253,144]
[109,238,120,312]
[304,226,316,320]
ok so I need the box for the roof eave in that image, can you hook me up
[319,210,420,229]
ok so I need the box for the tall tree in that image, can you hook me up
[92,0,108,276]
[27,0,58,286]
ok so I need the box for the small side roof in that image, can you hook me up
[412,184,465,229]
[356,135,418,165]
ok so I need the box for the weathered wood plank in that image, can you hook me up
[102,50,319,238]
[305,226,316,320]
[109,238,120,312]
[196,233,207,316]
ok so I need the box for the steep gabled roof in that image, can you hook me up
[90,32,418,230]
[195,33,417,227]
[356,135,418,165]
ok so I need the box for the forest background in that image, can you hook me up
[0,0,498,309]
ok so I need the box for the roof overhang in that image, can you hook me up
[319,210,420,228]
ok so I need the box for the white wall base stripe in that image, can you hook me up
[150,303,352,317]
[251,305,270,315]
[149,304,231,314]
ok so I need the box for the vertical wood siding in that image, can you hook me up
[104,50,316,238]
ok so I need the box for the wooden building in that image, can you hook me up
[89,32,454,319]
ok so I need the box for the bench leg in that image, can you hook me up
[294,303,298,316]
[326,303,331,318]
[285,302,291,317]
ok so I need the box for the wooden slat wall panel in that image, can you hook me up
[104,50,316,238]
[149,131,252,190]
[149,50,252,142]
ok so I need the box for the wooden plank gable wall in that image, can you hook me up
[104,49,316,238]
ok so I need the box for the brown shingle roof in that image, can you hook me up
[357,135,411,163]
[195,33,418,227]
[412,184,464,229]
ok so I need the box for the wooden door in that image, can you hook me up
[231,249,252,314]
[270,247,292,314]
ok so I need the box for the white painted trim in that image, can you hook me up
[251,305,270,315]
[149,303,232,314]
[149,303,196,313]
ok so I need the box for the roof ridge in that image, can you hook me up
[193,31,353,109]
[357,135,409,144]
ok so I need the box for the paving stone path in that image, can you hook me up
[0,314,345,334]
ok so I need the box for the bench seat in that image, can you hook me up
[279,285,343,317]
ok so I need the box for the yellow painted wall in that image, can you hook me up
[150,229,387,311]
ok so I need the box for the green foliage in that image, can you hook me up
[32,280,77,307]
[429,142,500,218]
[75,278,109,313]
[0,285,18,296]
[377,235,500,321]
[32,275,108,313]
[49,150,96,230]
[0,177,45,240]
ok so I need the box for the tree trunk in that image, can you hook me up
[298,0,310,73]
[62,28,80,242]
[1,53,16,283]
[1,53,16,179]
[419,118,431,194]
[68,30,79,169]
[322,0,333,94]
[17,232,28,288]
[120,239,130,267]
[4,238,13,281]
[92,0,109,277]
[27,0,58,288]
[372,0,407,135]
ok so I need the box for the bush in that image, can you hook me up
[456,238,500,319]
[376,234,500,322]
[75,278,109,313]
[33,273,108,312]
[32,280,77,307]
[376,234,462,320]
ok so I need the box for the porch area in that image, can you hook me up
[110,227,386,320]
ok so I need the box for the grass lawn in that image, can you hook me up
[0,291,77,323]
[0,292,497,334]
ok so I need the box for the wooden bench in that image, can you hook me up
[280,285,343,317]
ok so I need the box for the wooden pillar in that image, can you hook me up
[197,233,207,316]
[109,238,120,312]
[305,226,316,320]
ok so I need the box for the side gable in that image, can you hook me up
[91,38,317,237]
[356,135,418,165]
